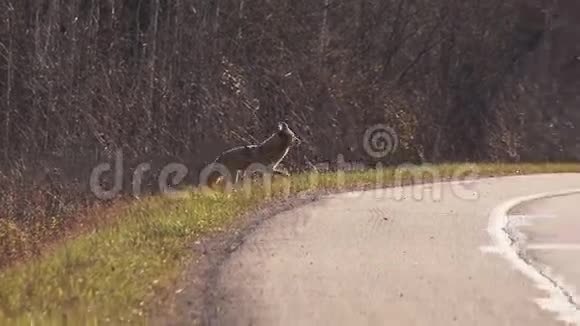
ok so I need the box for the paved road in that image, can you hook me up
[210,174,580,326]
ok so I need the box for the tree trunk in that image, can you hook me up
[3,3,14,160]
[146,0,160,151]
[238,0,245,41]
[319,0,330,62]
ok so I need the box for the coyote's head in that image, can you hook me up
[276,122,301,146]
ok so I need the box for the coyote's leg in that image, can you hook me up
[272,167,290,177]
[203,168,236,191]
[230,170,242,187]
[239,166,282,181]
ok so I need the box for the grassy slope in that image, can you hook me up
[1,163,580,325]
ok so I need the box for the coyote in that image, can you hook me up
[202,122,301,189]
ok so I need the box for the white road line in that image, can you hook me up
[485,189,580,325]
[526,244,580,251]
[507,214,558,227]
[508,214,558,220]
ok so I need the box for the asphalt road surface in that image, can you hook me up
[210,173,580,326]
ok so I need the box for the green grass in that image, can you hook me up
[1,163,580,325]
